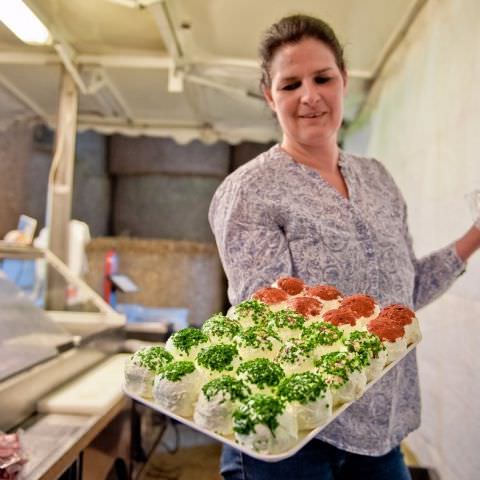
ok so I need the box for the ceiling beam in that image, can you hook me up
[100,71,134,121]
[147,0,185,92]
[0,51,372,79]
[0,72,48,120]
[23,0,88,94]
[370,0,429,79]
[351,0,429,128]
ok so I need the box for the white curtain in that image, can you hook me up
[356,1,480,479]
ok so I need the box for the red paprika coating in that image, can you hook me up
[287,296,322,317]
[252,287,288,305]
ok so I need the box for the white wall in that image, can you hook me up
[361,1,480,479]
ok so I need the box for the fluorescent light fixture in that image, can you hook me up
[0,0,51,45]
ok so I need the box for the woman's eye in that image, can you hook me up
[315,76,331,84]
[282,81,301,91]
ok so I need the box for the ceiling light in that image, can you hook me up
[0,0,51,45]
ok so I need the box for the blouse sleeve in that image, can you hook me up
[208,176,292,306]
[402,203,466,310]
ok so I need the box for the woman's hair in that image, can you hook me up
[259,14,346,88]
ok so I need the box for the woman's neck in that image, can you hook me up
[280,137,340,174]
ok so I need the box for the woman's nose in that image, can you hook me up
[300,81,320,104]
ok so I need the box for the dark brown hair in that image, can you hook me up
[259,14,346,88]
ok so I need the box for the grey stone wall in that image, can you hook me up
[231,141,275,170]
[6,125,111,238]
[0,121,35,237]
[109,136,230,242]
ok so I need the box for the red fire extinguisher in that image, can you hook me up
[104,249,118,306]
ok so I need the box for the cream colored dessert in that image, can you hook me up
[227,299,270,328]
[124,345,173,398]
[236,358,285,394]
[382,337,408,364]
[322,308,361,336]
[193,375,250,435]
[195,343,241,381]
[305,284,343,315]
[285,297,323,325]
[266,309,306,342]
[367,317,408,365]
[235,325,282,361]
[165,327,209,360]
[339,295,380,330]
[251,287,290,312]
[152,360,202,416]
[277,372,333,430]
[276,338,316,375]
[202,313,242,345]
[379,305,421,345]
[271,276,305,296]
[301,321,345,358]
[233,394,298,454]
[315,351,367,407]
[342,330,387,382]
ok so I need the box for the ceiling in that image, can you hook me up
[0,0,425,144]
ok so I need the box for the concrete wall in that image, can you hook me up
[0,123,110,238]
[109,136,230,242]
[0,123,271,243]
[0,121,35,237]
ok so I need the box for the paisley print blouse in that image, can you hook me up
[208,144,465,455]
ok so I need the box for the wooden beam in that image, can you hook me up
[45,70,78,310]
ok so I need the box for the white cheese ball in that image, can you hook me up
[227,300,270,328]
[315,351,367,407]
[124,345,173,398]
[195,344,241,382]
[233,394,298,454]
[236,358,285,394]
[383,337,408,365]
[235,326,282,362]
[276,339,315,376]
[193,376,250,436]
[152,360,202,417]
[165,328,209,360]
[277,372,333,430]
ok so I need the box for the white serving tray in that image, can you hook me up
[123,342,417,462]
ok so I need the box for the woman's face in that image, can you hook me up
[263,37,347,150]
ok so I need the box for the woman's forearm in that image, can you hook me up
[455,225,480,262]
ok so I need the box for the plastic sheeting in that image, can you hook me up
[363,1,480,479]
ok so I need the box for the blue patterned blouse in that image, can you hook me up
[208,144,465,455]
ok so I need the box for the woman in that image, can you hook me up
[209,14,480,480]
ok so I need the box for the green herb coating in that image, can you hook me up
[342,330,386,366]
[232,394,285,436]
[314,351,363,388]
[277,372,328,404]
[234,300,269,325]
[301,321,343,347]
[158,360,195,382]
[202,375,250,402]
[171,328,208,354]
[202,314,241,340]
[237,358,285,389]
[277,339,313,365]
[134,346,173,373]
[268,309,306,330]
[237,326,280,351]
[197,344,238,372]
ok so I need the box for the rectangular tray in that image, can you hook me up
[123,342,417,462]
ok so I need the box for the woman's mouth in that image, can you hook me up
[298,112,327,119]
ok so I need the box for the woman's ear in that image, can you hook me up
[262,85,276,112]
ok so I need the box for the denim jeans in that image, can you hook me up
[221,439,412,480]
